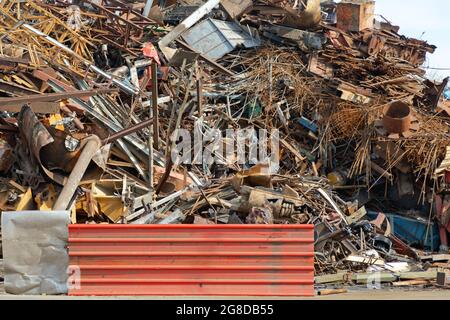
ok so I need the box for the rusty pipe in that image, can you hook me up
[102,117,154,145]
[53,135,101,211]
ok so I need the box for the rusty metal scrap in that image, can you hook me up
[0,0,449,289]
[75,0,158,56]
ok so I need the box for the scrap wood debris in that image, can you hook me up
[0,0,449,287]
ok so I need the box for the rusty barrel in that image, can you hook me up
[382,101,412,134]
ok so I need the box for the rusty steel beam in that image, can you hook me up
[151,61,159,149]
[102,117,154,146]
[33,69,88,99]
[0,88,118,107]
[1,102,60,113]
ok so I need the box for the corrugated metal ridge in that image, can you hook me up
[69,238,313,242]
[75,265,314,270]
[70,252,315,256]
[69,224,315,296]
[69,225,314,229]
[76,279,315,284]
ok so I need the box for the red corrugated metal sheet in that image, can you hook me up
[68,225,314,296]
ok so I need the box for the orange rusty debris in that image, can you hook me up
[0,0,449,298]
[68,225,315,296]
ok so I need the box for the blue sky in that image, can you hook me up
[374,0,450,80]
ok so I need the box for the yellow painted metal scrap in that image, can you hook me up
[0,0,95,75]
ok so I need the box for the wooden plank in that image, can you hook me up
[8,180,27,193]
[352,272,397,284]
[315,272,348,284]
[399,271,437,280]
[431,262,450,268]
[392,280,430,287]
[280,138,306,161]
[420,254,450,262]
[432,254,450,262]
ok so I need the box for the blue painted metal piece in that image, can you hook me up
[366,211,440,251]
[444,88,450,100]
[298,117,318,133]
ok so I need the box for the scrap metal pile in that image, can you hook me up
[0,0,449,284]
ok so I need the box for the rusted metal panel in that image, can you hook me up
[336,0,375,32]
[68,225,314,296]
